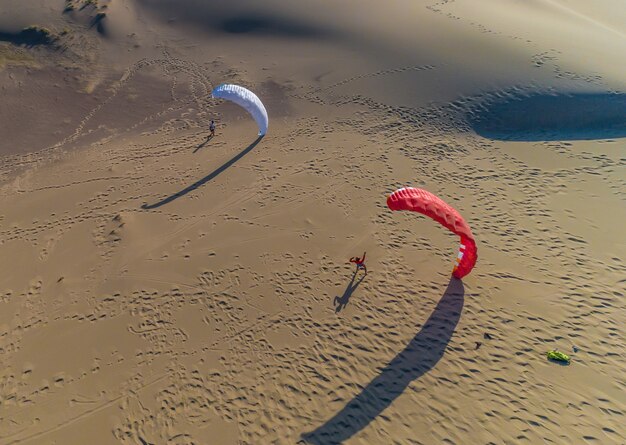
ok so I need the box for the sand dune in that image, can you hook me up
[0,1,625,444]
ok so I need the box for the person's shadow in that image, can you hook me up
[302,277,465,445]
[334,270,366,313]
[141,135,263,209]
[193,134,214,153]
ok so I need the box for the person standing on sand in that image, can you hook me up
[349,252,367,275]
[209,120,216,137]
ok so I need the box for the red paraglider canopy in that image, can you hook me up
[387,187,477,279]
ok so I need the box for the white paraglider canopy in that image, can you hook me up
[211,84,268,136]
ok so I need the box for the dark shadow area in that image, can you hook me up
[193,134,213,153]
[142,135,263,209]
[302,278,465,445]
[218,15,323,37]
[548,359,570,367]
[0,27,56,46]
[469,93,626,141]
[135,1,335,39]
[334,271,366,313]
[91,13,107,36]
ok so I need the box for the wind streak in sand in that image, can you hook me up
[302,278,465,445]
[141,135,263,209]
[2,374,169,445]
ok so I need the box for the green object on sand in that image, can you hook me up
[547,350,570,364]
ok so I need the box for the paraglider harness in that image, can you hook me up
[349,252,367,272]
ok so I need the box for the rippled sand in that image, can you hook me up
[1,1,624,444]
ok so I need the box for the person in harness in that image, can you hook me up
[349,252,367,275]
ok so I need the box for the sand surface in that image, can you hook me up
[1,1,625,444]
